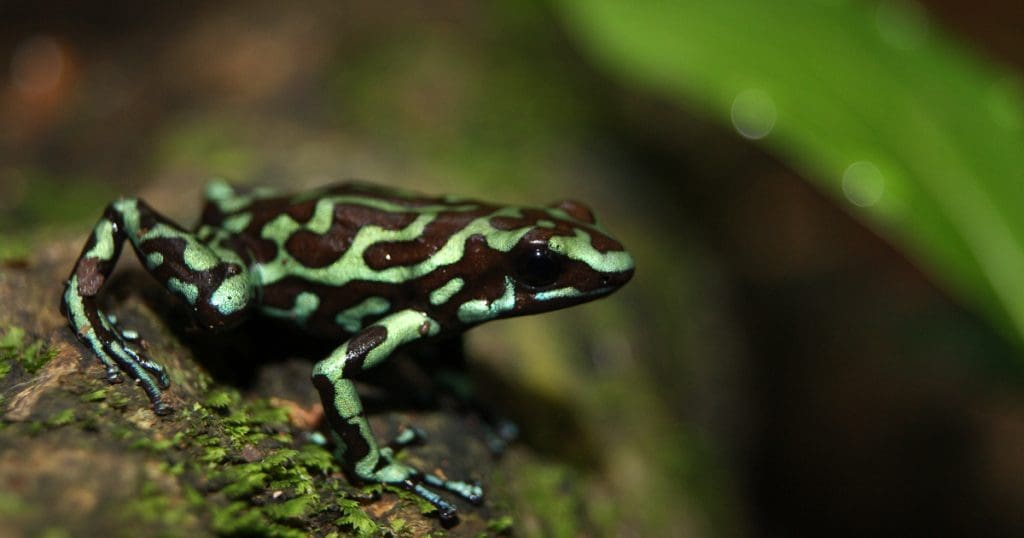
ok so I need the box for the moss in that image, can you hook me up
[0,327,23,377]
[1,326,57,376]
[0,235,30,263]
[79,389,108,402]
[213,504,310,538]
[20,340,56,374]
[106,390,131,410]
[211,501,307,538]
[183,484,205,507]
[199,446,228,464]
[486,515,514,534]
[167,388,361,535]
[220,468,269,499]
[383,484,438,517]
[0,353,11,381]
[263,494,318,522]
[163,461,186,476]
[389,517,410,536]
[125,477,198,531]
[203,387,240,411]
[38,527,71,538]
[130,434,179,453]
[50,380,459,535]
[334,498,379,537]
[0,491,29,518]
[295,443,338,474]
[512,459,585,538]
[46,409,76,427]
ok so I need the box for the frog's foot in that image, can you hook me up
[483,418,519,456]
[373,455,483,526]
[385,425,427,451]
[93,311,172,415]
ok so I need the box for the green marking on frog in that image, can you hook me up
[168,277,199,305]
[334,296,391,332]
[86,220,116,260]
[146,252,164,268]
[548,228,635,274]
[183,241,219,272]
[457,277,516,324]
[534,286,585,302]
[63,275,90,332]
[206,180,278,213]
[61,180,634,523]
[263,290,319,322]
[222,213,252,234]
[257,207,534,288]
[211,274,253,316]
[429,277,464,306]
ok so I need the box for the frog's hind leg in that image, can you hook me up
[62,197,253,415]
[312,310,483,526]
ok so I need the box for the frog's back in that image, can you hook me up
[200,181,496,337]
[203,181,486,258]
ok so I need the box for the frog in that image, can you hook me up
[61,179,635,524]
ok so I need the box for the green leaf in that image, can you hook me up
[555,0,1024,347]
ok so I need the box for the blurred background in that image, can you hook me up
[2,0,1023,535]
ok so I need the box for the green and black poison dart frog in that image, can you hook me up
[61,180,634,523]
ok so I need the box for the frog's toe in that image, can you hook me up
[483,417,519,456]
[386,426,428,450]
[120,339,170,389]
[106,314,139,342]
[372,459,482,525]
[142,359,170,389]
[495,419,519,443]
[381,427,483,504]
[399,476,460,526]
[91,320,171,415]
[152,399,173,416]
[423,474,484,505]
[104,366,125,384]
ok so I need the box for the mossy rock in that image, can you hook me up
[0,241,589,537]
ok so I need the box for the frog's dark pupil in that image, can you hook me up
[514,247,561,288]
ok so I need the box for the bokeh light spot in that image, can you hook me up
[10,35,66,98]
[730,88,777,140]
[842,161,886,207]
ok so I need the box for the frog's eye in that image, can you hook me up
[512,247,562,289]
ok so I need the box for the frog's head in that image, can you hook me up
[454,200,634,324]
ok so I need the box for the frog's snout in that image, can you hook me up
[595,254,634,294]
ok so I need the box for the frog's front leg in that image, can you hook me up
[312,309,483,524]
[62,198,253,415]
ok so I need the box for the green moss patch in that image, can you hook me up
[151,388,391,536]
[0,326,56,378]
